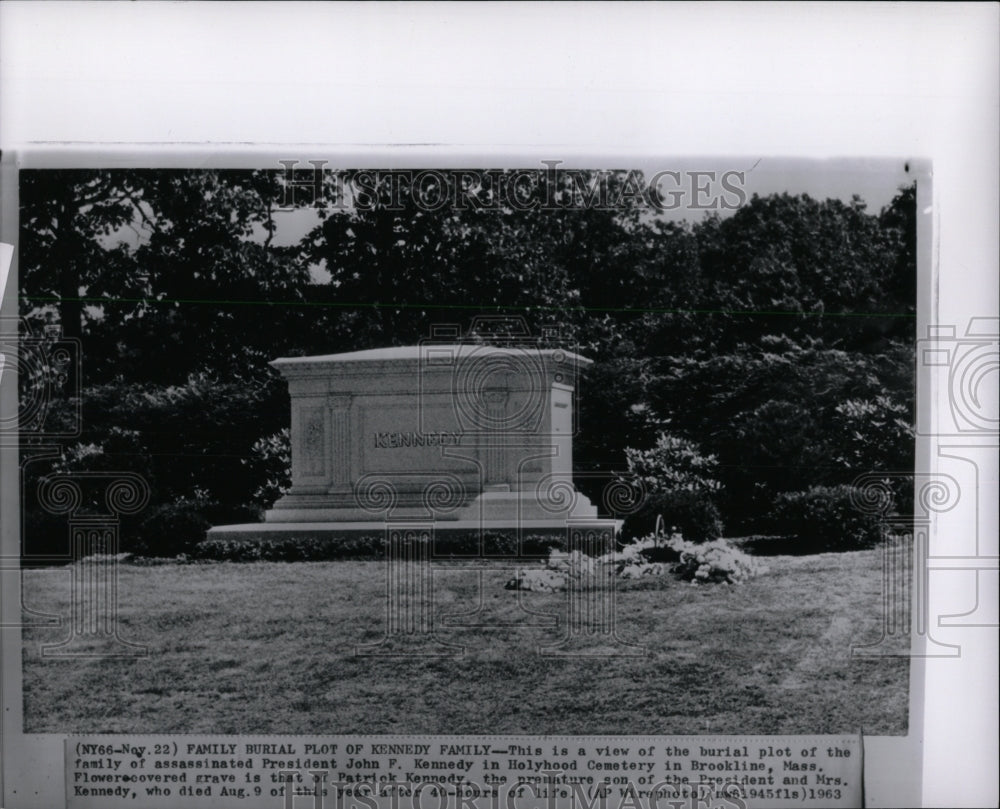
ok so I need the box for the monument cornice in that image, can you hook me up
[270,345,593,379]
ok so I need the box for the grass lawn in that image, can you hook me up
[21,550,908,735]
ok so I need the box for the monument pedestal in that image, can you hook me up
[208,343,621,545]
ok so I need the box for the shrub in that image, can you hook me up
[624,431,722,496]
[623,490,723,543]
[132,495,213,557]
[830,396,915,483]
[243,428,291,509]
[767,485,886,552]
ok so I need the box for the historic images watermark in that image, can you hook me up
[0,316,81,445]
[2,317,151,652]
[915,318,998,438]
[277,162,749,213]
[34,472,150,657]
[849,317,999,658]
[352,317,649,659]
[359,314,999,665]
[1,317,83,632]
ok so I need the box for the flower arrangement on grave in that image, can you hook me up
[506,517,767,591]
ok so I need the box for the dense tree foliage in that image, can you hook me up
[18,169,916,555]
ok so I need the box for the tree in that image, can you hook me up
[21,169,316,385]
[18,169,917,553]
[300,169,657,350]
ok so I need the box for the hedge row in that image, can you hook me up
[195,531,572,562]
[28,481,885,564]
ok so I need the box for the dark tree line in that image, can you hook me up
[18,169,916,556]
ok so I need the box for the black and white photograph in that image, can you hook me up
[15,161,916,737]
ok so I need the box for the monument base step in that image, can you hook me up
[264,490,600,524]
[208,518,621,539]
